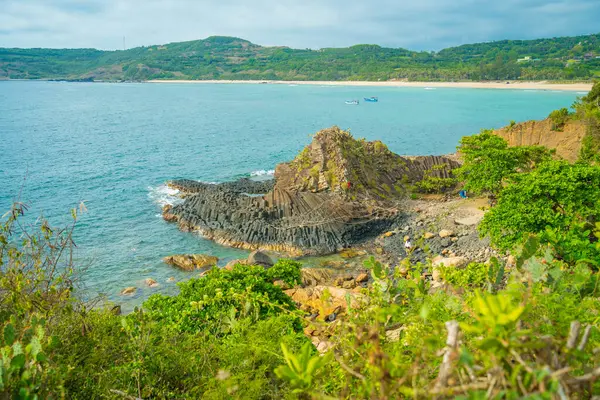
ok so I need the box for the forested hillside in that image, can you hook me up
[0,33,599,81]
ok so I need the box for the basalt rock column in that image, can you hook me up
[164,127,459,255]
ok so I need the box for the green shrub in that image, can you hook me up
[479,160,600,263]
[548,107,571,131]
[144,260,302,333]
[438,262,489,289]
[455,130,552,196]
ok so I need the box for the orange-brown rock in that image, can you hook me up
[284,285,365,321]
[493,118,587,162]
[301,268,334,287]
[120,287,137,295]
[355,273,369,283]
[162,204,178,222]
[163,254,218,271]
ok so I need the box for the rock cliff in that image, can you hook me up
[164,127,460,255]
[493,118,587,162]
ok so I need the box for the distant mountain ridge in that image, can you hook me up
[1,33,599,82]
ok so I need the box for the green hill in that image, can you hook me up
[1,33,599,82]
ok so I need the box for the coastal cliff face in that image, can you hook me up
[164,127,460,255]
[493,118,587,162]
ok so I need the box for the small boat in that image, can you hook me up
[345,100,359,105]
[364,97,378,102]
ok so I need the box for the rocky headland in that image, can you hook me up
[163,126,460,256]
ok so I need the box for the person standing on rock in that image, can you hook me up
[404,236,412,252]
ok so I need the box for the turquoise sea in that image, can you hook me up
[0,81,583,310]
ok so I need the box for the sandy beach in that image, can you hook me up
[147,79,593,92]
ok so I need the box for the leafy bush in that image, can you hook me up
[4,184,600,399]
[455,130,552,196]
[438,262,492,289]
[548,107,572,131]
[278,235,600,399]
[479,160,600,263]
[144,260,302,333]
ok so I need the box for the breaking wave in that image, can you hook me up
[250,169,275,177]
[147,184,183,208]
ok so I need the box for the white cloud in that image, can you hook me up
[0,0,598,50]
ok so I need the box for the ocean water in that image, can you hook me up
[0,81,581,310]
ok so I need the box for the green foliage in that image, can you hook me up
[439,262,490,289]
[413,164,458,193]
[455,130,553,196]
[4,179,600,399]
[1,34,599,81]
[576,81,600,163]
[0,316,63,399]
[548,107,572,131]
[144,260,302,332]
[274,342,330,395]
[460,292,525,357]
[479,160,600,263]
[315,239,600,398]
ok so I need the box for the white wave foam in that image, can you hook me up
[250,169,275,177]
[424,87,436,90]
[147,184,183,207]
[577,91,588,94]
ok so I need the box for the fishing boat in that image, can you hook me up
[364,97,378,102]
[345,100,359,105]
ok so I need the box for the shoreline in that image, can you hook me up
[147,79,593,92]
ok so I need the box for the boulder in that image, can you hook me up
[339,248,366,259]
[382,231,395,238]
[163,254,219,271]
[341,280,356,289]
[355,273,369,283]
[319,260,346,269]
[145,278,159,287]
[423,232,435,239]
[162,204,178,223]
[301,268,333,287]
[120,287,136,295]
[439,229,454,238]
[167,277,176,282]
[284,285,364,320]
[316,340,333,353]
[247,250,273,267]
[224,259,247,270]
[432,256,468,268]
[454,214,483,226]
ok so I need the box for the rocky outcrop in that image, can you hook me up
[284,285,364,320]
[163,254,219,271]
[493,118,587,162]
[164,127,460,256]
[247,250,273,267]
[168,178,274,197]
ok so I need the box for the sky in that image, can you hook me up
[1,0,599,51]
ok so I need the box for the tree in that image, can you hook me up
[454,130,552,197]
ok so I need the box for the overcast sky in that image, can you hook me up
[1,0,599,51]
